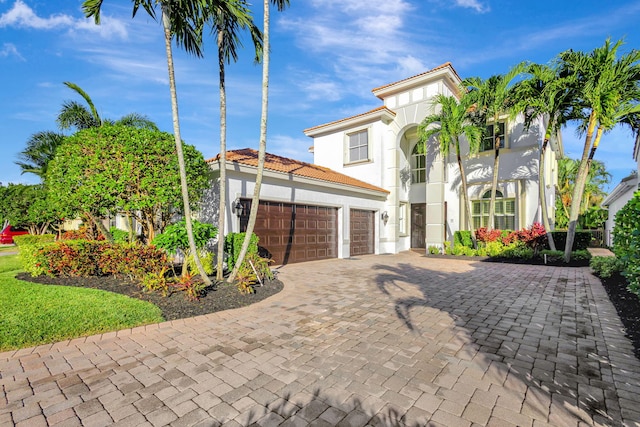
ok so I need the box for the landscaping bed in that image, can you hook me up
[16,272,284,322]
[598,273,640,360]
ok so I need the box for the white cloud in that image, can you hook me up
[454,0,489,13]
[0,42,23,60]
[0,0,127,39]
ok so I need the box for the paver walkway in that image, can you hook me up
[1,252,639,426]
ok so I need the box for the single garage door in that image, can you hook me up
[240,199,337,265]
[350,209,375,256]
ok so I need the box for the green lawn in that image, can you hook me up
[0,245,18,253]
[0,254,164,352]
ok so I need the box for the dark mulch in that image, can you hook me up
[598,273,640,360]
[15,272,284,322]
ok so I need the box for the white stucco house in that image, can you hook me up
[206,63,562,265]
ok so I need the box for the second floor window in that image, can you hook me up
[481,122,506,152]
[411,145,426,183]
[348,130,368,163]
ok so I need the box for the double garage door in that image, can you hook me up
[240,200,375,264]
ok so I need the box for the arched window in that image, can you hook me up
[411,145,426,183]
[471,190,516,230]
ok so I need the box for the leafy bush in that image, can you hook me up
[428,245,440,255]
[152,220,217,254]
[110,227,130,244]
[485,241,505,257]
[99,243,168,279]
[224,232,259,270]
[475,227,503,243]
[35,240,106,277]
[186,249,215,275]
[454,231,474,248]
[451,243,476,256]
[171,273,207,301]
[549,231,592,251]
[60,226,105,241]
[13,234,55,246]
[499,243,534,259]
[590,256,624,278]
[141,268,170,296]
[613,191,640,297]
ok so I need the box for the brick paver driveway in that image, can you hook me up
[1,252,639,426]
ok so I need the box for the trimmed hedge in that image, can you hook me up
[613,191,640,296]
[547,231,592,251]
[224,232,259,270]
[13,234,55,246]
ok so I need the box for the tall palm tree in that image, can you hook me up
[83,0,232,285]
[206,1,263,280]
[463,64,525,231]
[511,62,575,250]
[15,131,66,179]
[558,39,640,261]
[418,93,482,248]
[229,0,289,282]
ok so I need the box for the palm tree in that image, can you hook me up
[206,1,263,280]
[15,131,66,179]
[229,0,289,282]
[58,81,158,132]
[463,64,525,231]
[511,62,575,251]
[418,93,482,248]
[83,0,230,285]
[558,39,640,261]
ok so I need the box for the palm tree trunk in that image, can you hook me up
[487,136,500,231]
[216,30,227,281]
[539,138,556,251]
[161,5,212,286]
[229,0,270,282]
[564,112,598,262]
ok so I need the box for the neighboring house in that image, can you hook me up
[206,63,561,265]
[602,171,639,247]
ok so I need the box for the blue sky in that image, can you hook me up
[2,0,640,192]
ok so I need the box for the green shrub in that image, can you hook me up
[35,240,106,277]
[451,243,476,256]
[186,249,215,275]
[141,268,170,296]
[109,227,130,244]
[454,230,474,248]
[99,243,168,279]
[13,234,56,247]
[485,241,505,257]
[613,191,640,297]
[19,243,52,277]
[549,231,592,251]
[152,220,217,254]
[428,245,440,255]
[590,256,624,278]
[224,232,259,270]
[499,243,534,259]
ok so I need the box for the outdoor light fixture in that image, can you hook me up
[234,199,244,217]
[381,211,389,224]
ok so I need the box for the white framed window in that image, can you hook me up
[399,202,408,235]
[411,145,426,183]
[471,190,516,230]
[346,129,369,163]
[481,122,506,152]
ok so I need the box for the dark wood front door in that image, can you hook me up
[240,199,337,265]
[411,203,426,248]
[350,209,374,256]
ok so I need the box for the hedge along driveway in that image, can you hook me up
[0,254,164,351]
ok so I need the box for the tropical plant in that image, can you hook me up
[0,183,58,235]
[418,92,482,248]
[152,219,217,276]
[613,191,640,296]
[206,1,263,280]
[229,0,290,282]
[463,63,525,231]
[558,38,640,262]
[15,131,66,180]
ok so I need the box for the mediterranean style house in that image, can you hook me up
[206,63,563,265]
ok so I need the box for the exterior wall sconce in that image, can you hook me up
[234,199,244,217]
[381,211,389,224]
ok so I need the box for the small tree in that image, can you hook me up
[153,220,217,276]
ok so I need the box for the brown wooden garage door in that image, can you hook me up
[350,209,375,256]
[240,199,337,265]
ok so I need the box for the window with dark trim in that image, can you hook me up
[481,122,506,152]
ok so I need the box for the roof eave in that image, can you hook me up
[303,107,396,138]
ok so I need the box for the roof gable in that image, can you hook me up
[208,148,389,194]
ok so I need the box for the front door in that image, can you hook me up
[411,203,426,248]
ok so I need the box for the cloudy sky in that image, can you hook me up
[2,0,640,191]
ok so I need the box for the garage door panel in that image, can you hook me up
[350,209,374,257]
[241,199,337,265]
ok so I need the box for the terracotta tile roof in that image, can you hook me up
[303,106,395,135]
[371,62,463,93]
[208,148,389,194]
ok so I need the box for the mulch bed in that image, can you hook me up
[15,272,284,322]
[598,273,640,360]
